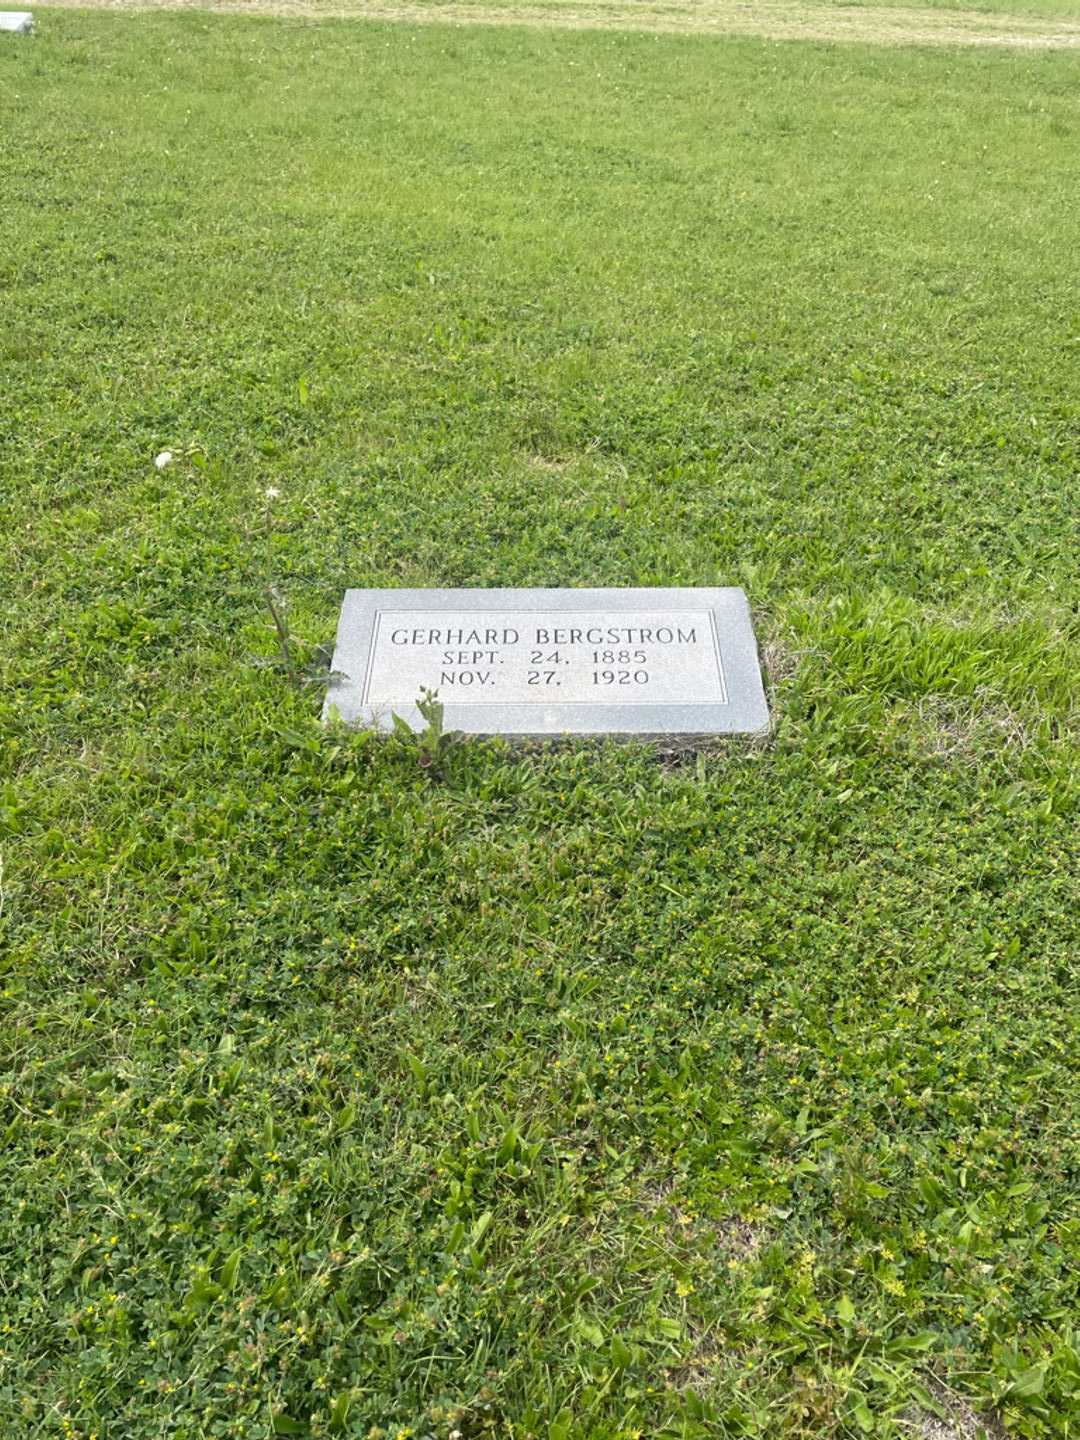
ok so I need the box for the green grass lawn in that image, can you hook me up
[2,12,1079,1439]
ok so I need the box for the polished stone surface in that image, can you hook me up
[324,587,768,737]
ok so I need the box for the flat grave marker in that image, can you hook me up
[324,588,768,738]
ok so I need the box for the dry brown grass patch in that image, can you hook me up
[664,1336,727,1395]
[890,692,1047,762]
[640,1178,767,1258]
[711,1214,764,1260]
[33,0,1080,50]
[901,1376,1012,1440]
[524,453,577,474]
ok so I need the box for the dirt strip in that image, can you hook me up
[33,0,1080,47]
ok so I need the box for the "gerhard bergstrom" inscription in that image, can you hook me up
[325,588,767,737]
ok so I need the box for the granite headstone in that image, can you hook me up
[324,587,768,737]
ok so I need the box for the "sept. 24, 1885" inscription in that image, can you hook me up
[325,588,767,737]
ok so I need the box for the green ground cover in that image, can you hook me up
[1,12,1079,1440]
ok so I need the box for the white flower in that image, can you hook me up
[264,486,282,501]
[154,451,174,470]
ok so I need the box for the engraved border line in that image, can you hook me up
[708,608,729,705]
[362,607,729,707]
[360,609,383,705]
